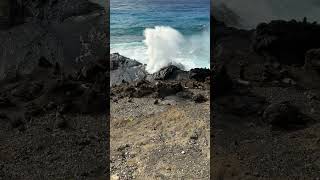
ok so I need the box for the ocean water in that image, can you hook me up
[110,0,210,73]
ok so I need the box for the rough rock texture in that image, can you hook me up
[212,16,320,179]
[252,20,320,65]
[110,53,147,86]
[305,48,320,72]
[0,0,109,179]
[110,54,210,179]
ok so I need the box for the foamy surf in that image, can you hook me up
[111,26,210,73]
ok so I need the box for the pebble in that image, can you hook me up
[111,174,120,180]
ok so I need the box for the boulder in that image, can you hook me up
[193,94,207,103]
[189,68,210,82]
[305,48,320,72]
[110,53,147,86]
[149,65,188,81]
[263,101,308,129]
[155,82,183,98]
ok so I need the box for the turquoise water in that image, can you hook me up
[110,0,210,73]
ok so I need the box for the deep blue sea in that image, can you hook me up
[110,0,210,73]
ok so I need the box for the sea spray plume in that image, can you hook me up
[143,26,210,73]
[144,26,185,73]
[187,27,210,64]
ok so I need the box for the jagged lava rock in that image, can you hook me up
[110,53,147,86]
[253,20,320,65]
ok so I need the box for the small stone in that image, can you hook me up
[190,131,198,140]
[154,99,159,105]
[181,151,185,154]
[193,94,207,103]
[111,174,120,180]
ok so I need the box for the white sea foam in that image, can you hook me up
[111,26,210,73]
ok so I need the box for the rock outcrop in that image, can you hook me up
[252,19,320,65]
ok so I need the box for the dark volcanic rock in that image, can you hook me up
[217,94,266,117]
[212,3,241,28]
[156,82,183,98]
[189,68,210,82]
[0,1,109,179]
[149,65,188,81]
[212,65,233,97]
[110,53,147,86]
[305,48,320,72]
[193,94,207,103]
[263,101,308,129]
[23,0,103,23]
[252,20,320,65]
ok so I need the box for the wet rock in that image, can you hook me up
[150,65,187,81]
[110,53,147,86]
[263,101,308,129]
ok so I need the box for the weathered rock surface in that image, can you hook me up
[252,20,320,65]
[0,1,108,179]
[212,16,320,179]
[110,53,147,86]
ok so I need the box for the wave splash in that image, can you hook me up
[111,26,210,74]
[144,26,209,73]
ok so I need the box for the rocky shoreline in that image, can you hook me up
[110,53,210,179]
[212,16,320,178]
[0,0,109,179]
